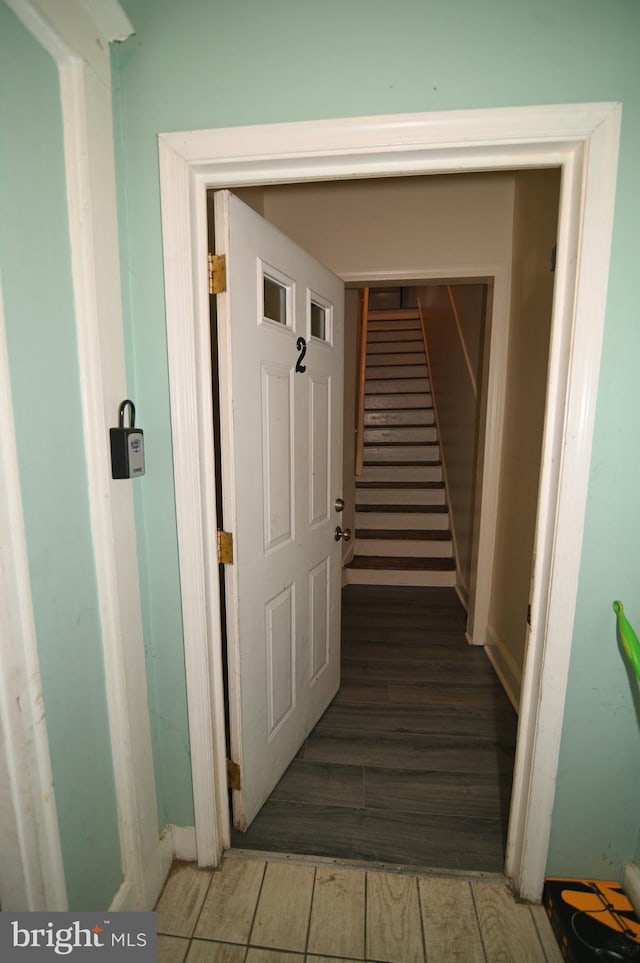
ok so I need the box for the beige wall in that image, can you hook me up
[419,284,486,602]
[260,173,515,277]
[451,284,486,386]
[486,169,561,703]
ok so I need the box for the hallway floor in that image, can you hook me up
[231,586,517,873]
[156,854,563,962]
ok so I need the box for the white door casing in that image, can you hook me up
[158,103,621,899]
[214,191,344,829]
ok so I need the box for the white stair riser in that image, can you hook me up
[354,538,453,558]
[354,489,446,506]
[367,365,428,379]
[367,342,424,355]
[359,465,443,482]
[366,351,427,370]
[355,512,449,530]
[366,392,432,409]
[366,380,429,395]
[345,569,457,587]
[364,427,437,444]
[367,344,426,365]
[364,445,439,463]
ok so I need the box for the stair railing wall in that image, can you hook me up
[446,285,478,400]
[419,285,487,611]
[354,286,369,476]
[418,295,464,601]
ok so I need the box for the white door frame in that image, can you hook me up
[158,102,621,900]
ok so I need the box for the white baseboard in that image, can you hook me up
[108,830,176,911]
[623,862,640,917]
[109,879,135,912]
[484,624,522,712]
[455,582,469,613]
[171,824,198,862]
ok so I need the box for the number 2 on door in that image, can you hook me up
[295,336,307,373]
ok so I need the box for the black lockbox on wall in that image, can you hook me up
[110,399,145,479]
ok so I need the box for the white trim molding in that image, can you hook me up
[484,625,522,712]
[8,0,166,910]
[0,274,68,911]
[158,103,621,902]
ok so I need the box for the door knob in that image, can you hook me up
[334,497,345,512]
[335,526,352,542]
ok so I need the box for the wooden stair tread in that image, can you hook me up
[366,390,430,396]
[364,410,433,415]
[364,423,434,430]
[364,441,436,448]
[356,528,452,540]
[354,481,444,489]
[367,340,424,348]
[368,338,424,346]
[347,556,456,571]
[362,460,442,468]
[356,503,448,513]
[367,359,426,366]
[365,401,431,407]
[367,376,428,382]
[365,415,431,421]
[367,309,420,319]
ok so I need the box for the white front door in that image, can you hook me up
[213,190,345,830]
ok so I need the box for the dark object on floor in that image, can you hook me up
[543,877,640,962]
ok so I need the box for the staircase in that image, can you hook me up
[345,307,456,587]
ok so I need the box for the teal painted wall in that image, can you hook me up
[113,0,640,878]
[0,2,123,909]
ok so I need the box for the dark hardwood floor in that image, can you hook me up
[230,585,518,873]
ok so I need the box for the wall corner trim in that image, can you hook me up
[484,625,522,712]
[6,0,133,76]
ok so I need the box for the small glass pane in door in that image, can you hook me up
[310,300,328,341]
[263,275,288,325]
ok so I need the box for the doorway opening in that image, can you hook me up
[158,103,620,900]
[207,166,559,874]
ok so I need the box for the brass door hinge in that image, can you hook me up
[217,529,234,564]
[208,253,227,294]
[226,758,241,791]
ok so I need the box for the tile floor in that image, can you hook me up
[156,853,563,963]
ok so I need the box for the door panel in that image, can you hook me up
[261,362,294,551]
[309,374,331,525]
[214,190,344,830]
